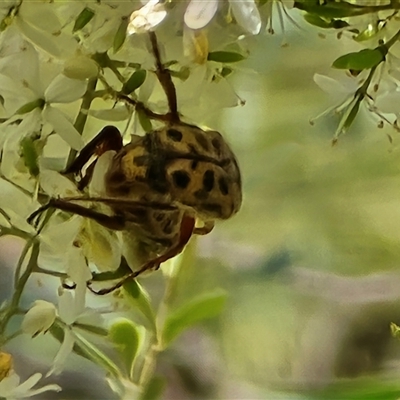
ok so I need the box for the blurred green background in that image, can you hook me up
[3,19,400,400]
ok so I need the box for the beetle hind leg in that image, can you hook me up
[87,215,196,295]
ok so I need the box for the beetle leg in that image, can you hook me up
[63,125,123,176]
[88,215,196,295]
[28,198,126,230]
[148,31,179,123]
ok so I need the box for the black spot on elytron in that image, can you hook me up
[218,177,229,195]
[194,189,208,201]
[133,155,149,166]
[203,170,214,192]
[146,164,168,194]
[194,132,210,151]
[212,137,221,153]
[167,129,183,142]
[202,203,223,216]
[172,170,191,189]
[191,160,198,170]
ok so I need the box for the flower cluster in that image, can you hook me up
[0,0,270,397]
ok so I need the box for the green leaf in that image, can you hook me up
[332,49,384,71]
[343,100,360,130]
[296,2,373,18]
[207,51,245,63]
[113,17,129,53]
[73,8,95,32]
[137,109,153,132]
[139,376,166,400]
[20,137,39,177]
[354,21,385,42]
[123,280,156,332]
[109,318,140,374]
[122,70,147,95]
[220,67,233,78]
[311,378,400,400]
[169,67,190,81]
[15,98,45,114]
[162,290,227,347]
[303,13,333,29]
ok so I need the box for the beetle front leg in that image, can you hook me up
[148,31,179,123]
[63,125,123,189]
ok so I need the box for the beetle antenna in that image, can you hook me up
[148,31,179,123]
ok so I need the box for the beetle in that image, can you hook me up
[28,32,242,294]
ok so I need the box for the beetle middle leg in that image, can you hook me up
[28,198,126,230]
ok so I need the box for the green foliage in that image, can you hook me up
[15,99,45,114]
[113,17,129,53]
[20,137,39,177]
[308,379,400,400]
[162,290,227,346]
[50,323,121,378]
[295,1,380,18]
[137,109,153,132]
[123,280,156,332]
[109,318,141,374]
[73,7,95,32]
[332,49,385,71]
[207,51,245,63]
[122,70,147,95]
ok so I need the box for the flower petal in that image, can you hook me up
[24,383,62,397]
[45,74,87,104]
[11,373,41,394]
[39,169,79,197]
[314,73,357,96]
[184,0,218,30]
[128,0,167,35]
[47,328,75,376]
[375,91,400,115]
[89,106,130,121]
[42,105,84,150]
[16,17,61,57]
[230,0,261,35]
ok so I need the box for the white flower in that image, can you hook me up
[127,0,167,35]
[21,300,57,337]
[184,0,262,35]
[0,38,85,150]
[47,248,104,376]
[0,372,61,399]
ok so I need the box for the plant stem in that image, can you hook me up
[0,241,39,339]
[66,77,98,168]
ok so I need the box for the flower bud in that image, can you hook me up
[22,300,57,337]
